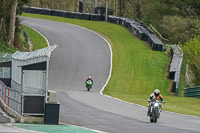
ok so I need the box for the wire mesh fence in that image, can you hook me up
[0,53,12,79]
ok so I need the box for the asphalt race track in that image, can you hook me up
[21,17,200,133]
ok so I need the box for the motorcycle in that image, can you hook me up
[86,80,93,91]
[149,99,161,123]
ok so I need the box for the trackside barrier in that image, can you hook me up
[169,45,183,95]
[23,6,105,21]
[0,80,21,114]
[108,16,164,51]
[184,86,200,98]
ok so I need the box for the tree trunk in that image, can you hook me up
[117,0,125,16]
[7,0,18,47]
[0,18,3,31]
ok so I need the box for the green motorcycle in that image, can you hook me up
[86,80,93,91]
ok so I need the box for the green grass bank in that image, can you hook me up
[22,13,200,117]
[22,25,48,50]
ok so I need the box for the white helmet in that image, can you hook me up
[154,89,160,96]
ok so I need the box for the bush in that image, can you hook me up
[180,35,200,85]
[160,16,197,44]
[0,41,17,53]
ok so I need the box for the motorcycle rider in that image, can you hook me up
[147,89,165,116]
[85,76,94,87]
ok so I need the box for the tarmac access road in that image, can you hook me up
[21,17,200,133]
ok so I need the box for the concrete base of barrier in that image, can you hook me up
[23,116,44,124]
[0,98,44,124]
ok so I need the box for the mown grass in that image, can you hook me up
[22,25,48,50]
[22,13,200,117]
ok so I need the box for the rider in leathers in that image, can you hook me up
[85,76,94,87]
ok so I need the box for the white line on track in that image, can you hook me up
[29,27,50,47]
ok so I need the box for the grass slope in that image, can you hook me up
[22,13,200,117]
[22,25,48,50]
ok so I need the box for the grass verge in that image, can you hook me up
[22,25,48,50]
[22,13,200,117]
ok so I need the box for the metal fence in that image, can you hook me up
[0,53,12,78]
[184,86,200,98]
[0,80,21,112]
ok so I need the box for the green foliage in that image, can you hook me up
[0,0,29,46]
[178,60,190,96]
[0,0,11,42]
[160,16,197,44]
[180,36,200,85]
[0,41,17,53]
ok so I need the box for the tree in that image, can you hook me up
[7,0,18,47]
[180,35,200,85]
[117,0,125,16]
[0,0,11,42]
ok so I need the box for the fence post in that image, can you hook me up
[8,89,9,106]
[4,86,6,103]
[1,84,3,100]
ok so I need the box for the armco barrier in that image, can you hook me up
[74,12,83,19]
[184,86,200,98]
[107,15,163,51]
[41,8,52,15]
[51,10,60,16]
[23,6,105,21]
[148,34,163,51]
[66,12,75,18]
[169,45,183,95]
[82,13,91,20]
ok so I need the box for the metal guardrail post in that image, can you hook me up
[105,2,108,21]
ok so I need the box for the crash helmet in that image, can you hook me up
[154,89,160,97]
[88,76,92,80]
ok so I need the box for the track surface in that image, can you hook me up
[22,17,200,133]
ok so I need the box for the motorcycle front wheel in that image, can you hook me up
[153,110,158,123]
[150,117,153,123]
